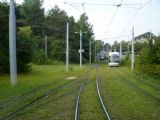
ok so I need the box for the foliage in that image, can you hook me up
[0,0,95,73]
[16,26,35,72]
[20,0,45,36]
[136,64,160,77]
[135,37,160,76]
[0,0,34,73]
[95,40,104,52]
[76,13,94,63]
[0,1,9,73]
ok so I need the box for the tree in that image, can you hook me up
[76,13,94,63]
[0,1,9,73]
[17,27,34,72]
[20,0,44,36]
[0,1,35,73]
[136,38,160,76]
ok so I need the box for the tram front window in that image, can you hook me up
[109,55,119,63]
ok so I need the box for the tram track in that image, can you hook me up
[0,69,88,106]
[98,66,146,120]
[96,65,111,120]
[74,64,111,120]
[74,66,92,120]
[1,67,93,120]
[120,69,160,91]
[116,70,160,105]
[2,81,78,120]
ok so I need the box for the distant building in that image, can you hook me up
[97,50,106,61]
[134,32,157,44]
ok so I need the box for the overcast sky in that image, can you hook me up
[6,0,160,44]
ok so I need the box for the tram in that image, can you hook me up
[108,52,120,67]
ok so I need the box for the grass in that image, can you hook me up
[0,64,89,119]
[99,65,160,120]
[0,64,87,101]
[0,64,159,120]
[79,66,106,120]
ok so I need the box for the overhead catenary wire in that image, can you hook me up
[65,2,140,6]
[105,0,123,38]
[101,33,132,40]
[106,7,118,32]
[20,0,154,44]
[104,0,151,42]
[121,0,151,34]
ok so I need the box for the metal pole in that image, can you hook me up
[80,30,82,67]
[131,26,134,70]
[66,22,69,71]
[128,43,130,55]
[95,43,97,62]
[127,36,130,55]
[89,39,91,65]
[150,29,151,39]
[45,35,47,58]
[120,41,122,63]
[9,0,17,86]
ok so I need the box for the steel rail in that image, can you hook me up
[96,72,111,120]
[74,81,84,120]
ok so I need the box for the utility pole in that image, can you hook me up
[80,30,82,67]
[131,26,135,70]
[114,41,117,52]
[150,29,154,44]
[45,35,47,58]
[66,22,69,71]
[9,0,17,86]
[75,30,87,68]
[120,41,122,63]
[127,36,130,55]
[95,43,97,62]
[127,43,130,55]
[150,29,152,39]
[89,39,91,65]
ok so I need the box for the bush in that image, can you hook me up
[16,27,34,72]
[136,64,160,77]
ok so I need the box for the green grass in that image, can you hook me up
[79,66,106,120]
[0,64,159,120]
[0,64,89,119]
[0,64,87,101]
[99,65,160,120]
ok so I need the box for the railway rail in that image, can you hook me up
[74,65,111,120]
[1,67,93,120]
[96,66,111,120]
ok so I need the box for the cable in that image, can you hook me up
[64,2,81,13]
[106,7,118,31]
[67,2,140,7]
[106,0,123,35]
[100,34,131,41]
[121,0,151,34]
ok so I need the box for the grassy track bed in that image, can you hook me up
[0,65,89,119]
[98,65,160,120]
[79,65,106,120]
[0,65,87,102]
[120,67,160,91]
[14,66,94,120]
[113,67,160,105]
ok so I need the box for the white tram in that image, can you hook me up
[108,52,120,67]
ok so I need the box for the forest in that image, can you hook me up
[0,0,101,73]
